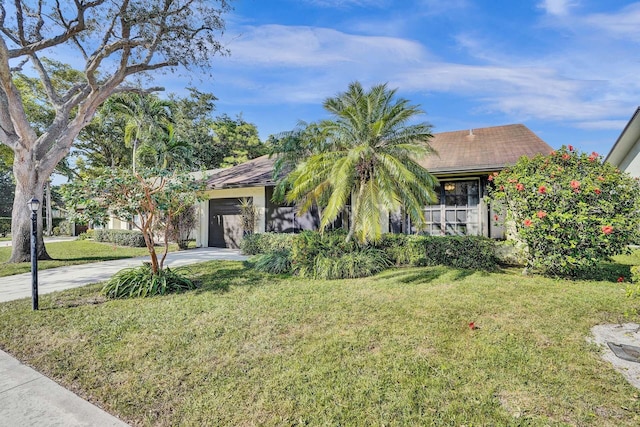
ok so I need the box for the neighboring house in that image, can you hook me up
[196,124,553,248]
[605,107,640,177]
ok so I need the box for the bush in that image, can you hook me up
[489,145,640,277]
[240,232,298,255]
[94,229,146,247]
[77,229,95,240]
[291,230,359,277]
[406,235,498,270]
[56,220,73,236]
[251,250,292,274]
[102,263,196,298]
[0,217,10,237]
[313,248,391,280]
[375,233,497,270]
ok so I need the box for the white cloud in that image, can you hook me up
[583,3,640,38]
[211,21,639,131]
[537,0,578,16]
[301,0,388,8]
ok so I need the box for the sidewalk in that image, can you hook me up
[0,247,248,426]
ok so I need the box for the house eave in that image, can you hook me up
[605,107,640,166]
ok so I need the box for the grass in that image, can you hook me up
[0,240,191,277]
[0,261,639,426]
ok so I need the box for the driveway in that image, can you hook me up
[0,247,248,303]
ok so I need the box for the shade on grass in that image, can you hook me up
[0,261,638,426]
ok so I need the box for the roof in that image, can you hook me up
[205,155,277,189]
[205,123,553,189]
[604,107,640,167]
[418,124,553,174]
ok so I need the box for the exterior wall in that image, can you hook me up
[618,138,640,177]
[196,186,266,247]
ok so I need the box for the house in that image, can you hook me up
[605,107,640,177]
[195,124,553,248]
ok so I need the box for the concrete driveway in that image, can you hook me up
[0,247,248,303]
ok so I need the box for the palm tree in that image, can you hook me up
[282,81,438,243]
[103,93,173,173]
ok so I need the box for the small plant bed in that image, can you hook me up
[0,261,638,425]
[0,240,191,277]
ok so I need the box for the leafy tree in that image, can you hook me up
[212,114,266,168]
[0,145,13,217]
[63,168,202,274]
[169,88,217,170]
[488,146,640,276]
[103,92,174,172]
[278,82,438,244]
[0,0,231,262]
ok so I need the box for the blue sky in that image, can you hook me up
[152,0,640,156]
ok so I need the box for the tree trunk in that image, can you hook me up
[8,157,51,262]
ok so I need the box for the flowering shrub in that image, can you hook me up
[488,145,640,276]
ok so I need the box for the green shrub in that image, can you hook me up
[57,220,73,236]
[488,145,640,276]
[291,230,358,277]
[77,229,95,240]
[313,248,391,280]
[95,229,146,247]
[0,217,10,237]
[240,232,298,255]
[375,234,497,270]
[408,235,497,270]
[102,263,196,298]
[251,250,292,274]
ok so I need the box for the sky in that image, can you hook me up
[152,0,640,156]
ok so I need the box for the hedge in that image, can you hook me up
[0,217,9,237]
[94,229,146,247]
[240,232,298,255]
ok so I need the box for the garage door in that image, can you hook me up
[208,198,244,248]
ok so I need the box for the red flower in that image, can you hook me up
[617,276,625,283]
[568,145,574,151]
[469,322,478,330]
[508,178,517,183]
[537,211,547,219]
[538,185,547,194]
[602,225,614,235]
[570,180,580,189]
[516,183,525,191]
[493,214,499,221]
[499,185,505,191]
[597,175,605,181]
[588,152,599,162]
[524,219,533,227]
[594,188,601,195]
[550,150,556,156]
[488,174,494,181]
[562,154,570,160]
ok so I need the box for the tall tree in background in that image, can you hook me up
[280,82,438,244]
[104,93,173,173]
[213,114,266,167]
[0,0,231,262]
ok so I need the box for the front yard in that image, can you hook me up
[0,260,639,426]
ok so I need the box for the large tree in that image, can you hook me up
[280,82,438,243]
[0,0,231,262]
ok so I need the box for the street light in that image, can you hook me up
[27,197,40,311]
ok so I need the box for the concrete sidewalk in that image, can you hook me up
[0,247,248,426]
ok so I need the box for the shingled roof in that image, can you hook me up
[205,123,552,189]
[419,124,553,174]
[205,154,278,189]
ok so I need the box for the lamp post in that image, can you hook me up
[27,197,40,311]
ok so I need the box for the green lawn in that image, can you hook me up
[0,240,187,277]
[0,261,638,426]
